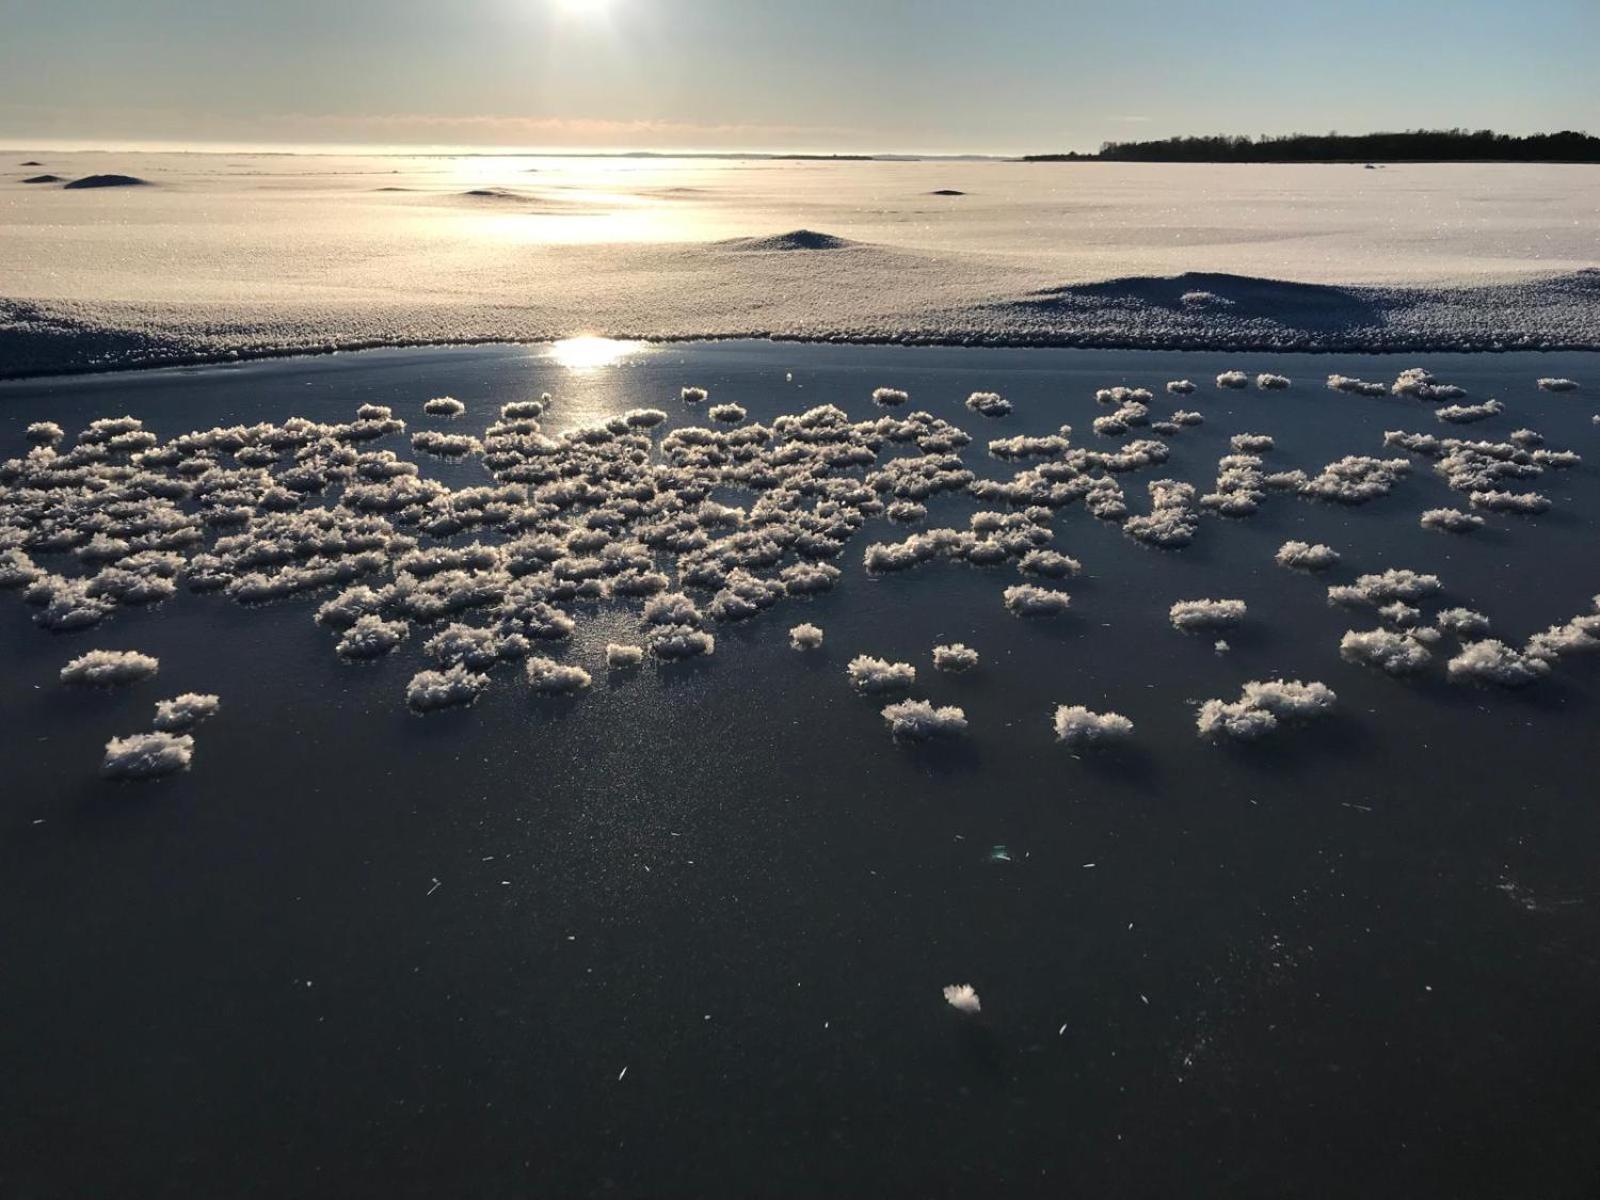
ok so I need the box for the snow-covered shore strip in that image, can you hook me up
[5,264,1600,379]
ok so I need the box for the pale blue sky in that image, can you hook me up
[1,0,1596,153]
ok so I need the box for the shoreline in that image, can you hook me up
[5,326,1600,385]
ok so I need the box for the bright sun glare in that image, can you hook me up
[556,0,611,16]
[548,336,644,370]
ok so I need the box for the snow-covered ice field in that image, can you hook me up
[3,152,1598,375]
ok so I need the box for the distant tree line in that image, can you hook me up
[1023,129,1600,163]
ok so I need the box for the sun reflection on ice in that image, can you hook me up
[547,336,647,371]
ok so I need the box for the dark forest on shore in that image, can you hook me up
[1025,128,1600,162]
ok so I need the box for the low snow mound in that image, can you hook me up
[460,188,527,200]
[1004,272,1384,334]
[717,229,859,252]
[63,174,150,190]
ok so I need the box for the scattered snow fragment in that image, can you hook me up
[1340,628,1433,676]
[1278,540,1339,575]
[103,731,193,779]
[61,649,159,687]
[943,984,981,1014]
[1447,639,1550,687]
[1327,374,1388,397]
[965,392,1012,418]
[932,643,979,672]
[152,693,220,732]
[406,664,490,712]
[526,656,592,695]
[605,643,645,668]
[848,655,915,692]
[1003,583,1071,616]
[1420,507,1484,533]
[1169,599,1246,631]
[1053,705,1134,748]
[883,699,967,740]
[789,623,824,651]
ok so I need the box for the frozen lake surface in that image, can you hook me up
[1,340,1597,1197]
[3,153,1599,375]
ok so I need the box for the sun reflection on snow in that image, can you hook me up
[548,336,646,370]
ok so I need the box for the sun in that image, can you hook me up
[556,0,611,16]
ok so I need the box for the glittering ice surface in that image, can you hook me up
[1,340,1598,1197]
